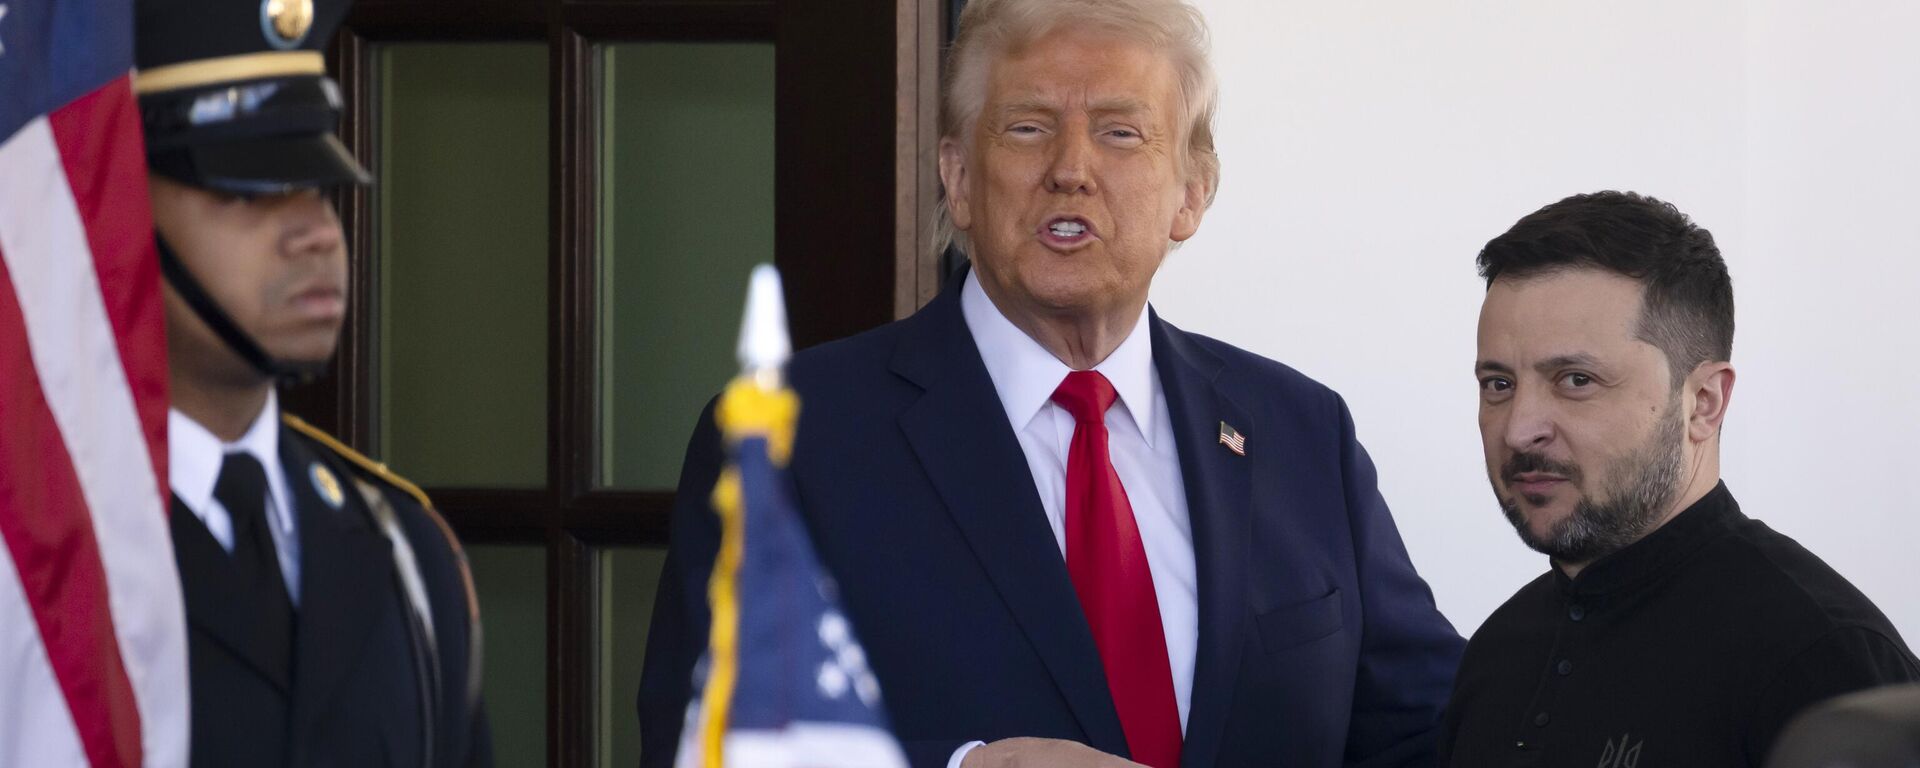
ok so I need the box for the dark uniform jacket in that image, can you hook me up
[170,414,491,767]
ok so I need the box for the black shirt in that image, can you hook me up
[1440,482,1919,767]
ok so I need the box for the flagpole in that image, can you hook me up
[696,265,795,768]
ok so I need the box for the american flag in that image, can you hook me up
[1218,421,1246,456]
[676,267,907,768]
[0,0,191,765]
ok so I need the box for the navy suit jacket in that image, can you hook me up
[639,276,1463,767]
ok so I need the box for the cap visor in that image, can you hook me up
[186,133,371,194]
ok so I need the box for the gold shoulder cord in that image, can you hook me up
[283,413,431,508]
[281,413,486,711]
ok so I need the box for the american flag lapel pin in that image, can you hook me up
[1218,421,1246,456]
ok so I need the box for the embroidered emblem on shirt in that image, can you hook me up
[310,462,345,510]
[1218,421,1246,455]
[1598,733,1643,768]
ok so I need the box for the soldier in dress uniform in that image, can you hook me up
[135,0,493,764]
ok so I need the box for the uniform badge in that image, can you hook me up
[310,462,346,510]
[260,0,314,50]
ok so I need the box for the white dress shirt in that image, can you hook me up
[949,274,1198,766]
[169,391,303,604]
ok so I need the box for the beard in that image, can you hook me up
[1494,402,1686,565]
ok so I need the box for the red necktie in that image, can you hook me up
[1051,371,1182,768]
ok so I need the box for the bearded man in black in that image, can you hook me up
[1442,191,1919,767]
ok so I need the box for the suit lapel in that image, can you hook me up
[1150,313,1253,768]
[890,285,1130,755]
[279,427,396,749]
[170,495,293,693]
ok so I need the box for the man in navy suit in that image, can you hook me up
[639,0,1463,765]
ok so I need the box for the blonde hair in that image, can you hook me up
[935,0,1221,257]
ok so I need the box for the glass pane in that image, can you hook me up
[597,43,775,489]
[469,544,548,767]
[379,43,549,487]
[599,547,669,767]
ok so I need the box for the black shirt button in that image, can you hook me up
[1568,605,1586,621]
[1534,712,1551,727]
[1556,659,1573,675]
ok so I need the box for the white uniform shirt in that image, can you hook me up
[168,391,302,604]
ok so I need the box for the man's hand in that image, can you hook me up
[960,738,1147,768]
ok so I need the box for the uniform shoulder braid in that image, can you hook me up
[282,412,435,511]
[281,412,487,716]
[279,411,474,600]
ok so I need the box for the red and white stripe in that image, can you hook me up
[0,77,189,768]
[1218,427,1246,456]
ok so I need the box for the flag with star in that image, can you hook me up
[1,0,191,765]
[675,265,907,768]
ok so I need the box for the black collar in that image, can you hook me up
[1556,481,1743,598]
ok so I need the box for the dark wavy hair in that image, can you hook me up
[1478,191,1734,387]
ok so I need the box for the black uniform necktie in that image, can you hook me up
[214,452,295,681]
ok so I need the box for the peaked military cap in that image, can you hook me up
[135,0,370,193]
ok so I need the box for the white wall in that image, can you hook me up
[1152,1,1920,641]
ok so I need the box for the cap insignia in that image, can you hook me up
[261,0,314,50]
